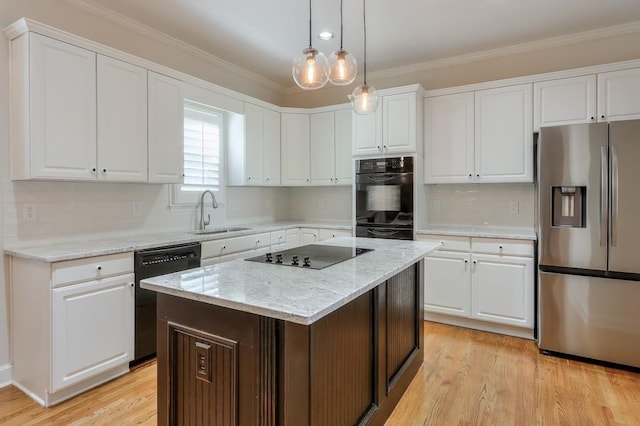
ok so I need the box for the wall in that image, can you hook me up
[286,186,352,223]
[423,184,535,228]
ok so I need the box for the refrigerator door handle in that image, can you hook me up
[610,146,619,247]
[600,146,608,247]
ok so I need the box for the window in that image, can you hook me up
[171,100,225,206]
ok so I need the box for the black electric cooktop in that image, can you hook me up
[245,244,373,270]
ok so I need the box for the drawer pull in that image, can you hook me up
[96,265,102,271]
[499,245,503,249]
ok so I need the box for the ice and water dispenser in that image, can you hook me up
[551,186,586,228]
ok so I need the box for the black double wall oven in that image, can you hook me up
[355,157,414,240]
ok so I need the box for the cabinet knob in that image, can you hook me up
[590,116,595,120]
[473,260,477,264]
[499,245,503,249]
[102,169,107,173]
[601,115,605,119]
[222,245,226,250]
[96,265,102,271]
[441,241,445,245]
[306,178,310,183]
[334,178,338,183]
[330,178,334,182]
[248,177,251,181]
[377,145,381,151]
[468,174,472,177]
[130,282,134,287]
[266,178,270,182]
[476,174,480,177]
[464,259,468,264]
[92,168,96,172]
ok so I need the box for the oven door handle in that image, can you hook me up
[367,228,400,236]
[366,174,398,182]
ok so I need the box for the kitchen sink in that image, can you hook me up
[190,227,250,235]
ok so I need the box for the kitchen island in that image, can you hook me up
[141,237,441,426]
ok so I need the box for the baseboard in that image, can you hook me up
[0,364,12,388]
[424,312,534,340]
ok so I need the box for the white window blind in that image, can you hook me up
[182,101,222,191]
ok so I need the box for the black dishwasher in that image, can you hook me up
[133,242,201,364]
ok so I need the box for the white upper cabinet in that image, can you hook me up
[310,111,335,185]
[333,108,353,185]
[97,55,148,182]
[14,33,97,180]
[425,83,533,184]
[533,75,597,131]
[474,84,533,183]
[281,113,310,185]
[382,92,417,154]
[424,92,474,183]
[227,103,281,186]
[263,108,281,185]
[353,86,422,157]
[597,68,640,122]
[147,71,184,183]
[352,108,382,156]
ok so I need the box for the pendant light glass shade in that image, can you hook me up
[292,47,330,90]
[350,0,378,114]
[349,84,379,114]
[329,0,357,86]
[292,0,329,90]
[329,49,357,86]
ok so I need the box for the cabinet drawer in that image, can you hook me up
[51,252,133,287]
[471,238,533,257]
[271,230,286,247]
[417,235,470,252]
[202,232,271,258]
[318,228,352,240]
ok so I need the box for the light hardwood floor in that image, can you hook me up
[1,322,638,425]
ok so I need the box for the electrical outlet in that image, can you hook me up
[132,201,141,216]
[23,204,37,221]
[509,201,519,215]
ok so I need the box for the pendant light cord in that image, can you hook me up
[363,0,367,85]
[308,0,312,49]
[340,0,344,50]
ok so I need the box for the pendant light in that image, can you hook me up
[328,0,357,86]
[292,0,330,90]
[349,0,378,114]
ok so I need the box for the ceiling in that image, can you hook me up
[75,0,640,89]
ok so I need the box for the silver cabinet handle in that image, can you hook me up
[600,146,608,247]
[611,146,619,247]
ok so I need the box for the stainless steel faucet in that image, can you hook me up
[199,190,219,230]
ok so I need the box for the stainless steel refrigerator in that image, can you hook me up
[538,120,640,369]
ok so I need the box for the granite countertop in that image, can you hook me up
[417,225,537,240]
[3,221,353,262]
[140,237,441,325]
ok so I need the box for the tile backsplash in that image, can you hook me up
[2,180,289,245]
[423,183,536,228]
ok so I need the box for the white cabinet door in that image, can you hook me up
[333,108,353,185]
[424,93,474,183]
[97,55,147,182]
[244,102,265,185]
[281,113,310,185]
[424,252,471,317]
[474,84,533,183]
[310,111,335,185]
[471,254,533,328]
[51,274,134,391]
[29,33,97,180]
[353,108,382,156]
[263,108,281,186]
[148,71,184,183]
[533,75,597,131]
[383,92,416,154]
[300,228,319,244]
[597,68,640,122]
[286,228,301,248]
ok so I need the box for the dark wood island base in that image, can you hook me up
[156,261,424,426]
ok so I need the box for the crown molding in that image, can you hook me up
[370,20,640,82]
[61,0,287,93]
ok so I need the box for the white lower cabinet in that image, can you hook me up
[52,275,134,391]
[318,228,352,240]
[300,228,319,244]
[419,234,534,336]
[286,228,301,248]
[10,252,134,406]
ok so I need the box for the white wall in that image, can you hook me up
[286,186,352,223]
[423,184,536,228]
